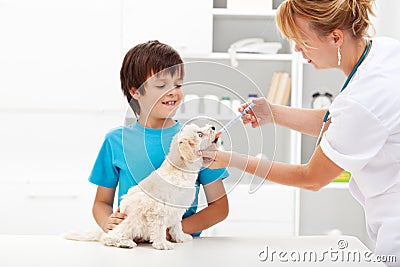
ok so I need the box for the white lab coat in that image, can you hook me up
[320,37,400,266]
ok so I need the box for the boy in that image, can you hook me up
[89,40,229,238]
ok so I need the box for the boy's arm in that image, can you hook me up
[92,186,126,232]
[180,179,229,235]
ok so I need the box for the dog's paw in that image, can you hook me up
[173,233,193,243]
[101,236,116,247]
[152,240,174,250]
[116,239,137,249]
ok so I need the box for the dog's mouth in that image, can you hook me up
[202,156,214,166]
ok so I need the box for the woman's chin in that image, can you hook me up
[311,63,323,69]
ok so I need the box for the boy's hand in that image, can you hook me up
[103,207,127,232]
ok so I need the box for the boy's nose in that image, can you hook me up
[167,86,180,95]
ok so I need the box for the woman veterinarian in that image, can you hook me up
[201,0,400,265]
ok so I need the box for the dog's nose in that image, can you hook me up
[211,126,215,131]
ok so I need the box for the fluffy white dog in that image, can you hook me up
[66,124,216,250]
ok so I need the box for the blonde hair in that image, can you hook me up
[276,0,375,46]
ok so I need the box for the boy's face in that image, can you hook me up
[138,71,183,120]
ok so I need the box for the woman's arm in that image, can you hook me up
[270,104,327,137]
[201,146,342,191]
[241,98,327,137]
[92,186,126,232]
[180,179,229,235]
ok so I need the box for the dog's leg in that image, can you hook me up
[150,224,174,250]
[100,229,136,249]
[168,222,193,243]
[115,223,137,249]
[115,238,136,249]
[100,232,118,247]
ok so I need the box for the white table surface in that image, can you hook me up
[0,234,386,266]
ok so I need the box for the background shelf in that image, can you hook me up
[212,8,277,18]
[184,52,292,61]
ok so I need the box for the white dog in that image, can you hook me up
[66,124,216,250]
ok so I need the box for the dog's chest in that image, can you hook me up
[162,205,187,226]
[148,170,198,205]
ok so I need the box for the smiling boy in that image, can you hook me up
[89,40,229,238]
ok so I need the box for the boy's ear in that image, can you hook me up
[129,88,140,100]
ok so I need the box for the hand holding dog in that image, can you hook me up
[103,207,127,233]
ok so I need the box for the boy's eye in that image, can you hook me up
[175,84,182,88]
[197,132,203,138]
[156,85,165,89]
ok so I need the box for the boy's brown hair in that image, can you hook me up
[120,40,184,117]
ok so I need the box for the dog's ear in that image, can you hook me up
[179,137,197,163]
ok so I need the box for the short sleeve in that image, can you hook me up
[320,97,389,173]
[198,167,229,185]
[88,138,119,188]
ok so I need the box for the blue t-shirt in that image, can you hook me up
[89,121,229,235]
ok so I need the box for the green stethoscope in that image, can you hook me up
[315,39,372,147]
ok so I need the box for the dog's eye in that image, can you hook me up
[197,132,203,138]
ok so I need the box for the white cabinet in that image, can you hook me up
[122,0,213,56]
[201,184,297,237]
[0,181,98,234]
[299,186,374,250]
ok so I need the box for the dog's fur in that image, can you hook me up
[65,124,215,250]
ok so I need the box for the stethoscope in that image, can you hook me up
[315,39,372,147]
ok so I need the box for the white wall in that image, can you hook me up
[0,1,128,234]
[373,0,400,41]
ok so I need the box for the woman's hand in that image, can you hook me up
[102,207,127,233]
[239,97,272,128]
[201,148,233,169]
